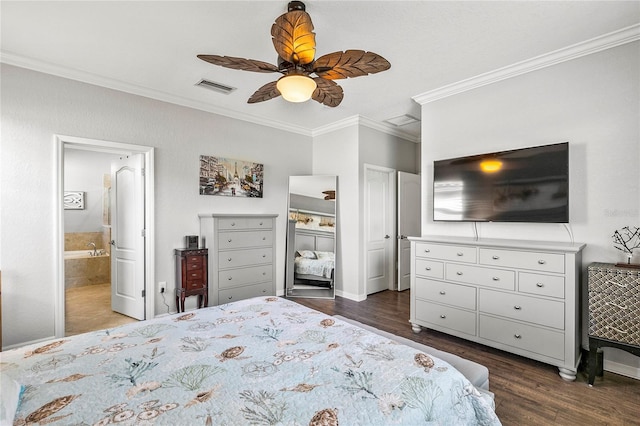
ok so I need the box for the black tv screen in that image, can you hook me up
[433,142,569,223]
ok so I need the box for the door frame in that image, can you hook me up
[54,135,155,337]
[362,163,396,295]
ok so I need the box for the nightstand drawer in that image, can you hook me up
[446,264,515,291]
[218,217,273,230]
[218,248,273,269]
[519,272,564,299]
[479,289,564,330]
[480,248,564,273]
[219,230,273,249]
[480,315,565,360]
[415,259,444,279]
[588,266,640,297]
[415,299,476,336]
[415,242,477,263]
[414,278,476,310]
[219,265,273,289]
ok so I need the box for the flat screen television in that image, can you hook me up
[433,142,569,223]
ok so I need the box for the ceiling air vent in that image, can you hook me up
[195,79,237,94]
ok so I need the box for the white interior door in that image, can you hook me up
[365,165,395,295]
[397,172,421,291]
[111,154,145,320]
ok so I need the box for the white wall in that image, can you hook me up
[0,64,313,348]
[64,149,120,233]
[419,42,640,375]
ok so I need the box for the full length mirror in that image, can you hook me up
[285,175,337,299]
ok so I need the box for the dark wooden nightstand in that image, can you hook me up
[174,248,208,313]
[587,262,640,386]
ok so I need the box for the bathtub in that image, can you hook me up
[64,250,111,288]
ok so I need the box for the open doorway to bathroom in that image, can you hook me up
[55,135,155,338]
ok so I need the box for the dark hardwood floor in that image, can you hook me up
[292,290,640,426]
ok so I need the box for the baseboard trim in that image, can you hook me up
[604,360,640,381]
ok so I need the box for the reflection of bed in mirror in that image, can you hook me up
[293,229,335,288]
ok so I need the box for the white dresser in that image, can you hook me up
[199,214,278,306]
[410,236,585,380]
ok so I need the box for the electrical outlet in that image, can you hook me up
[158,281,166,293]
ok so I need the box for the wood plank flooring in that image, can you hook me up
[292,290,640,426]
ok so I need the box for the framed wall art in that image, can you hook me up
[199,155,263,198]
[64,191,85,210]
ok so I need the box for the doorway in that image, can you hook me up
[54,135,155,338]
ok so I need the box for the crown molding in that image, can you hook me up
[413,24,640,105]
[312,115,420,143]
[0,51,313,137]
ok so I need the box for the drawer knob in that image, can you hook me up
[492,277,500,281]
[231,222,236,226]
[262,237,266,240]
[439,291,446,295]
[228,277,232,280]
[536,283,544,288]
[262,254,266,258]
[440,314,446,319]
[424,249,431,253]
[425,267,431,271]
[262,272,266,275]
[538,260,546,265]
[259,222,263,225]
[228,296,233,299]
[262,289,267,293]
[456,271,463,276]
[456,252,463,256]
[492,255,500,260]
[514,305,522,310]
[514,334,522,339]
[227,258,232,262]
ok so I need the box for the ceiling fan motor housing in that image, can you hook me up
[288,1,306,12]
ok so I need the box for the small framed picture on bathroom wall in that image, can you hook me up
[64,191,85,210]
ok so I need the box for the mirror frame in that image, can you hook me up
[285,175,337,299]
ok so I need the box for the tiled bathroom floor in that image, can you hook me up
[65,283,138,336]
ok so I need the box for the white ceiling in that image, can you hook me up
[2,1,638,141]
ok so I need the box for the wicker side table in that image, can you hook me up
[587,262,640,386]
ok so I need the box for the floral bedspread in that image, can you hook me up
[1,297,500,425]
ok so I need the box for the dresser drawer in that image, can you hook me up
[218,248,273,269]
[480,248,564,273]
[415,242,477,263]
[219,282,273,303]
[218,217,273,230]
[185,255,205,271]
[479,315,565,360]
[415,299,476,336]
[519,272,565,299]
[588,268,640,297]
[446,264,515,291]
[219,230,273,249]
[218,265,273,289]
[414,278,476,310]
[414,259,444,279]
[479,289,564,329]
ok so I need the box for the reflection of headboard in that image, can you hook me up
[295,229,334,253]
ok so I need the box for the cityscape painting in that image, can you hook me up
[199,155,264,198]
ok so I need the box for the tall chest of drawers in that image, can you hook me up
[587,263,640,385]
[410,236,585,381]
[199,214,278,306]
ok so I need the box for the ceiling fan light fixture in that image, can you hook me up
[276,74,317,102]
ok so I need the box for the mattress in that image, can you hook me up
[0,296,500,425]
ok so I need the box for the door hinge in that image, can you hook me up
[142,289,146,297]
[141,229,146,237]
[141,168,145,177]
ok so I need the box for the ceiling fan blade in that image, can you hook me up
[197,55,279,73]
[271,10,316,65]
[311,78,344,107]
[313,50,391,80]
[248,81,281,104]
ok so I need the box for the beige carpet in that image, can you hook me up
[65,283,138,336]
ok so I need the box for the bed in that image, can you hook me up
[294,250,335,287]
[1,297,500,425]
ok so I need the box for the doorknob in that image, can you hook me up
[384,235,390,239]
[398,235,407,239]
[109,240,115,245]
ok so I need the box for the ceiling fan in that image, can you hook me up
[197,1,391,107]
